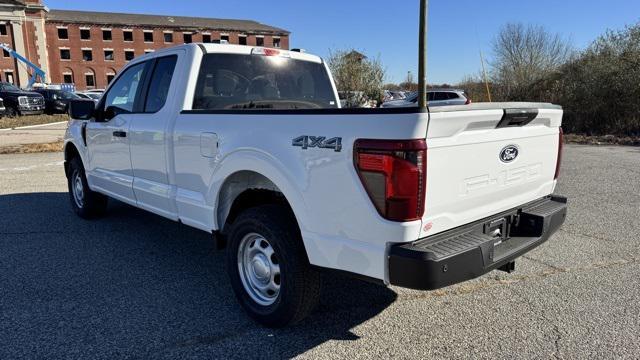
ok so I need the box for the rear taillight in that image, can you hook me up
[354,139,427,222]
[554,127,563,180]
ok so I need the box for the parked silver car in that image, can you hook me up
[76,92,101,104]
[381,89,470,108]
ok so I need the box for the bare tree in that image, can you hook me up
[327,49,385,107]
[491,23,573,99]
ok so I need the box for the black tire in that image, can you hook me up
[67,157,108,219]
[226,205,321,327]
[5,106,17,118]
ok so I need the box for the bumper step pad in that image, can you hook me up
[388,196,567,290]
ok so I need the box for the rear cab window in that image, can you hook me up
[192,53,338,110]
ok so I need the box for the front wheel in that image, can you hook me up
[67,157,108,219]
[5,106,17,117]
[226,205,321,327]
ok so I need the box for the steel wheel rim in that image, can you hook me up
[237,232,281,306]
[72,171,84,208]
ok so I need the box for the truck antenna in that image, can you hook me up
[418,0,429,109]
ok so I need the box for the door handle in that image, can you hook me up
[112,131,127,138]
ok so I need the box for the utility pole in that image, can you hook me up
[479,49,492,102]
[418,0,429,109]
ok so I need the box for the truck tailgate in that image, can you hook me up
[420,103,563,238]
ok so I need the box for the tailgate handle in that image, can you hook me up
[496,109,539,128]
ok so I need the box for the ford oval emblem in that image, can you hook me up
[499,145,519,163]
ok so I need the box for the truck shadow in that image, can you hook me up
[0,192,397,359]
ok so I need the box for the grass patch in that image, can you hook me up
[0,114,69,129]
[0,140,64,154]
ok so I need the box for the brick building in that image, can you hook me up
[0,0,290,90]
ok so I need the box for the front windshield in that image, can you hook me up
[60,91,80,99]
[53,90,80,100]
[2,83,21,92]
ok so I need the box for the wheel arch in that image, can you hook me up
[216,170,298,235]
[63,140,82,178]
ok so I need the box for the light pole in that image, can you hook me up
[418,0,429,109]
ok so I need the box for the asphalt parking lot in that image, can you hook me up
[1,145,639,359]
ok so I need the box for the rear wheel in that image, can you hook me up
[226,205,321,327]
[67,157,108,219]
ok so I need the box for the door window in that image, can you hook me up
[433,92,449,101]
[103,62,146,115]
[144,55,177,113]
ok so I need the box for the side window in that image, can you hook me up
[447,92,460,100]
[144,55,177,113]
[103,62,146,115]
[427,92,435,101]
[433,92,449,101]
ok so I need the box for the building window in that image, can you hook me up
[123,30,133,42]
[63,73,73,84]
[143,31,154,42]
[5,71,14,84]
[106,73,115,84]
[2,49,9,57]
[125,50,135,61]
[239,35,247,45]
[102,29,112,41]
[85,73,95,88]
[57,27,68,40]
[82,49,93,61]
[104,50,114,61]
[0,25,7,36]
[164,32,173,43]
[60,49,71,60]
[144,49,154,54]
[80,28,91,40]
[202,34,211,43]
[273,37,281,48]
[221,35,229,43]
[256,37,264,47]
[183,33,192,43]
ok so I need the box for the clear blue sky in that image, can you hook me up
[46,0,640,84]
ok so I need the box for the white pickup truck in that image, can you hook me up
[64,43,567,327]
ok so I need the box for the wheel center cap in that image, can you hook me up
[251,254,270,280]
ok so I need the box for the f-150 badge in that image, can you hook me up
[292,136,342,152]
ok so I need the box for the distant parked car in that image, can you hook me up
[33,88,82,114]
[381,89,470,108]
[76,92,101,104]
[383,90,407,102]
[0,82,45,116]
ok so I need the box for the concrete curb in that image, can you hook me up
[0,121,68,131]
[13,121,68,130]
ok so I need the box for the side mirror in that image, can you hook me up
[68,99,95,120]
[104,106,117,121]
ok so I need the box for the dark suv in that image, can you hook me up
[0,82,45,116]
[33,88,81,114]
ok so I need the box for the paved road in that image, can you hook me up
[1,145,638,359]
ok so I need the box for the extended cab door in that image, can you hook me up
[128,53,180,219]
[85,61,149,205]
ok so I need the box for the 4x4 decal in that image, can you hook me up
[292,136,342,152]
